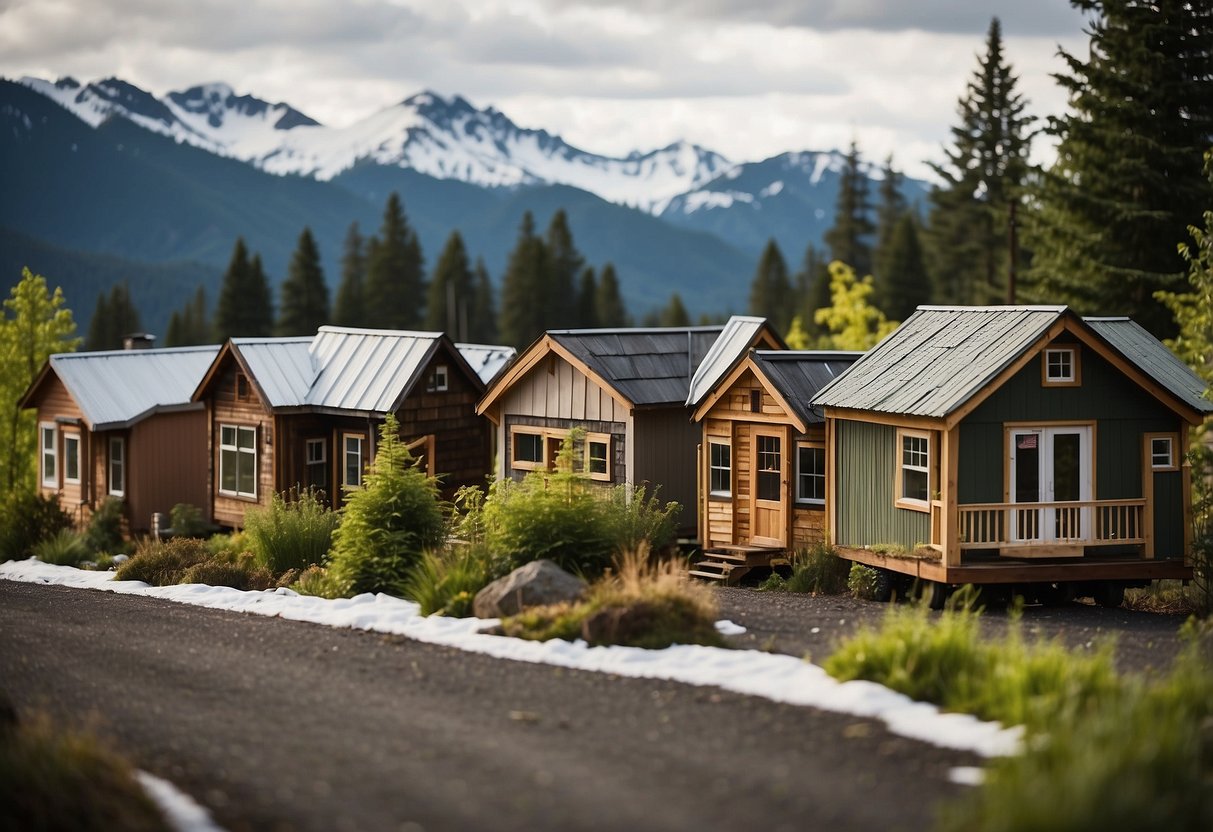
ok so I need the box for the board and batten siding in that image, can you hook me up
[126,409,210,531]
[834,419,930,548]
[632,408,701,535]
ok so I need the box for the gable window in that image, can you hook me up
[40,423,57,487]
[426,364,449,393]
[709,440,732,497]
[1043,347,1080,386]
[1150,435,1178,471]
[63,433,80,484]
[343,434,365,490]
[306,438,327,492]
[235,373,252,402]
[896,429,930,511]
[511,429,545,470]
[219,425,257,498]
[796,443,825,505]
[108,436,126,497]
[585,433,611,482]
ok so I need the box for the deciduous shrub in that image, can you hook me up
[113,537,210,586]
[84,497,125,555]
[168,503,208,538]
[0,491,71,561]
[327,415,445,596]
[32,529,90,567]
[243,489,337,574]
[846,563,881,600]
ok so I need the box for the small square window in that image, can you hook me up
[427,365,449,392]
[306,438,326,465]
[1043,348,1079,386]
[1151,437,1175,469]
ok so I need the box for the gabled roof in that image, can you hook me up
[22,344,221,430]
[811,305,1211,424]
[456,343,517,385]
[226,337,314,408]
[750,351,864,428]
[685,316,785,406]
[1084,317,1213,415]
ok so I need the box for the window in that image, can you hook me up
[1043,347,1080,386]
[709,440,731,497]
[796,444,825,504]
[343,434,365,489]
[426,365,449,393]
[1150,435,1177,470]
[756,435,781,502]
[750,390,762,413]
[108,436,126,497]
[219,425,257,498]
[235,373,251,402]
[897,429,930,511]
[306,438,327,492]
[63,433,80,484]
[585,434,611,481]
[40,423,57,487]
[511,430,545,470]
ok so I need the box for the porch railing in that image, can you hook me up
[958,499,1146,549]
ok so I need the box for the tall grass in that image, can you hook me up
[113,537,211,586]
[243,489,337,574]
[402,544,508,617]
[761,542,850,594]
[32,529,91,567]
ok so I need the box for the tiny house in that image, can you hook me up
[20,345,220,532]
[810,306,1212,605]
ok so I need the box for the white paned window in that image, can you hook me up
[219,425,257,498]
[108,436,126,497]
[427,365,449,392]
[1151,436,1174,469]
[1044,348,1078,385]
[709,440,731,497]
[898,430,930,509]
[40,423,57,487]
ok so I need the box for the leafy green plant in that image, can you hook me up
[84,497,125,555]
[0,490,72,561]
[847,563,881,600]
[403,544,509,617]
[206,531,248,558]
[113,537,210,586]
[0,708,171,832]
[781,542,849,595]
[327,414,445,596]
[601,483,681,556]
[168,503,209,538]
[32,528,91,567]
[291,565,344,599]
[243,488,337,574]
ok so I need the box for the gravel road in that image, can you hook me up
[1,580,977,832]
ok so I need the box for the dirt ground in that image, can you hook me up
[713,586,1192,675]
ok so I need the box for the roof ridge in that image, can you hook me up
[51,344,220,359]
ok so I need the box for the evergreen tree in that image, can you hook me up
[86,282,141,350]
[215,238,272,341]
[747,239,793,333]
[333,222,367,328]
[595,262,629,327]
[469,258,498,344]
[544,210,583,329]
[498,212,548,348]
[658,293,690,327]
[822,140,875,278]
[425,231,475,340]
[165,287,210,347]
[1027,1,1213,335]
[794,244,831,340]
[364,193,426,330]
[575,267,598,329]
[873,155,908,297]
[877,214,932,321]
[277,227,329,336]
[246,254,273,337]
[928,17,1035,305]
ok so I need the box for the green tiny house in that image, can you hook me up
[812,306,1211,595]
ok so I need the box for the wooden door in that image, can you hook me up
[750,427,787,546]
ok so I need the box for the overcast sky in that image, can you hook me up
[0,0,1091,179]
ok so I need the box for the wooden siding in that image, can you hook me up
[633,408,701,535]
[834,419,931,548]
[1153,470,1184,558]
[210,361,276,528]
[125,411,210,532]
[791,504,826,549]
[703,418,734,548]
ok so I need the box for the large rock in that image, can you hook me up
[473,559,587,619]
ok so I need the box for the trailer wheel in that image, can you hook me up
[914,579,949,610]
[1092,581,1125,609]
[872,569,894,603]
[1036,582,1074,607]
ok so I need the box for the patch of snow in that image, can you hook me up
[0,560,1023,758]
[136,771,226,832]
[759,180,784,198]
[947,766,986,787]
[714,619,746,636]
[681,190,754,213]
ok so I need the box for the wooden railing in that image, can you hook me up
[958,499,1146,549]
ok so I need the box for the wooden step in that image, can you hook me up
[700,550,748,564]
[715,544,781,554]
[688,569,730,581]
[691,560,734,574]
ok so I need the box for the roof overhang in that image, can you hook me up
[692,354,812,435]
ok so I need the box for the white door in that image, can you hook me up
[1009,426,1092,543]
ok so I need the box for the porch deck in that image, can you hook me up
[957,499,1147,557]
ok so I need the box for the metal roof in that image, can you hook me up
[1084,317,1213,414]
[811,306,1066,417]
[685,316,777,406]
[46,344,220,430]
[456,343,517,385]
[229,337,314,408]
[549,324,726,406]
[751,350,863,426]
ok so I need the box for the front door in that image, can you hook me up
[1009,426,1092,543]
[750,428,787,546]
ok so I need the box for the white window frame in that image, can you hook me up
[342,433,366,490]
[218,424,257,498]
[896,428,930,512]
[426,364,449,393]
[63,432,80,484]
[708,440,732,498]
[306,438,326,466]
[1149,434,1178,471]
[40,422,57,488]
[1043,347,1080,386]
[796,442,826,506]
[108,436,126,497]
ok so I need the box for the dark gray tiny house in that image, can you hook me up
[811,306,1211,600]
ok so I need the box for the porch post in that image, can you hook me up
[943,425,961,568]
[1181,422,1192,565]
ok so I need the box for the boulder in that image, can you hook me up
[473,559,587,619]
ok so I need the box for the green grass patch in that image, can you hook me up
[402,544,509,617]
[32,529,91,567]
[243,488,337,574]
[760,542,849,595]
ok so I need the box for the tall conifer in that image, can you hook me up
[425,231,475,340]
[595,263,629,328]
[544,210,583,329]
[823,141,875,277]
[364,193,425,330]
[498,212,548,348]
[576,267,598,329]
[469,258,498,344]
[748,239,793,333]
[277,227,329,336]
[333,222,367,327]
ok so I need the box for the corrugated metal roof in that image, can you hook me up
[305,327,440,413]
[685,316,774,406]
[48,344,220,430]
[456,343,516,385]
[751,351,864,426]
[1084,317,1213,414]
[812,306,1065,417]
[550,325,725,406]
[230,337,314,408]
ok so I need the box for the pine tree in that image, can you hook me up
[247,254,273,337]
[498,212,549,348]
[595,262,629,327]
[877,214,932,321]
[544,210,583,329]
[333,222,367,328]
[928,17,1035,306]
[1027,1,1213,335]
[794,245,831,339]
[748,239,793,333]
[822,140,875,277]
[425,231,475,340]
[469,258,498,344]
[575,267,598,328]
[86,282,141,350]
[873,156,907,291]
[214,238,251,341]
[85,292,109,351]
[364,193,426,330]
[165,287,210,347]
[1158,150,1213,396]
[658,293,690,327]
[277,227,329,336]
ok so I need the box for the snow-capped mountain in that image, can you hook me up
[18,76,733,213]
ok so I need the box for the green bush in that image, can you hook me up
[243,489,337,574]
[181,553,274,591]
[32,529,91,567]
[113,537,210,586]
[83,497,125,555]
[402,544,508,617]
[847,563,881,600]
[0,708,171,832]
[291,565,344,599]
[168,503,209,538]
[206,532,248,558]
[601,483,681,555]
[782,542,849,594]
[0,491,72,561]
[327,415,445,596]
